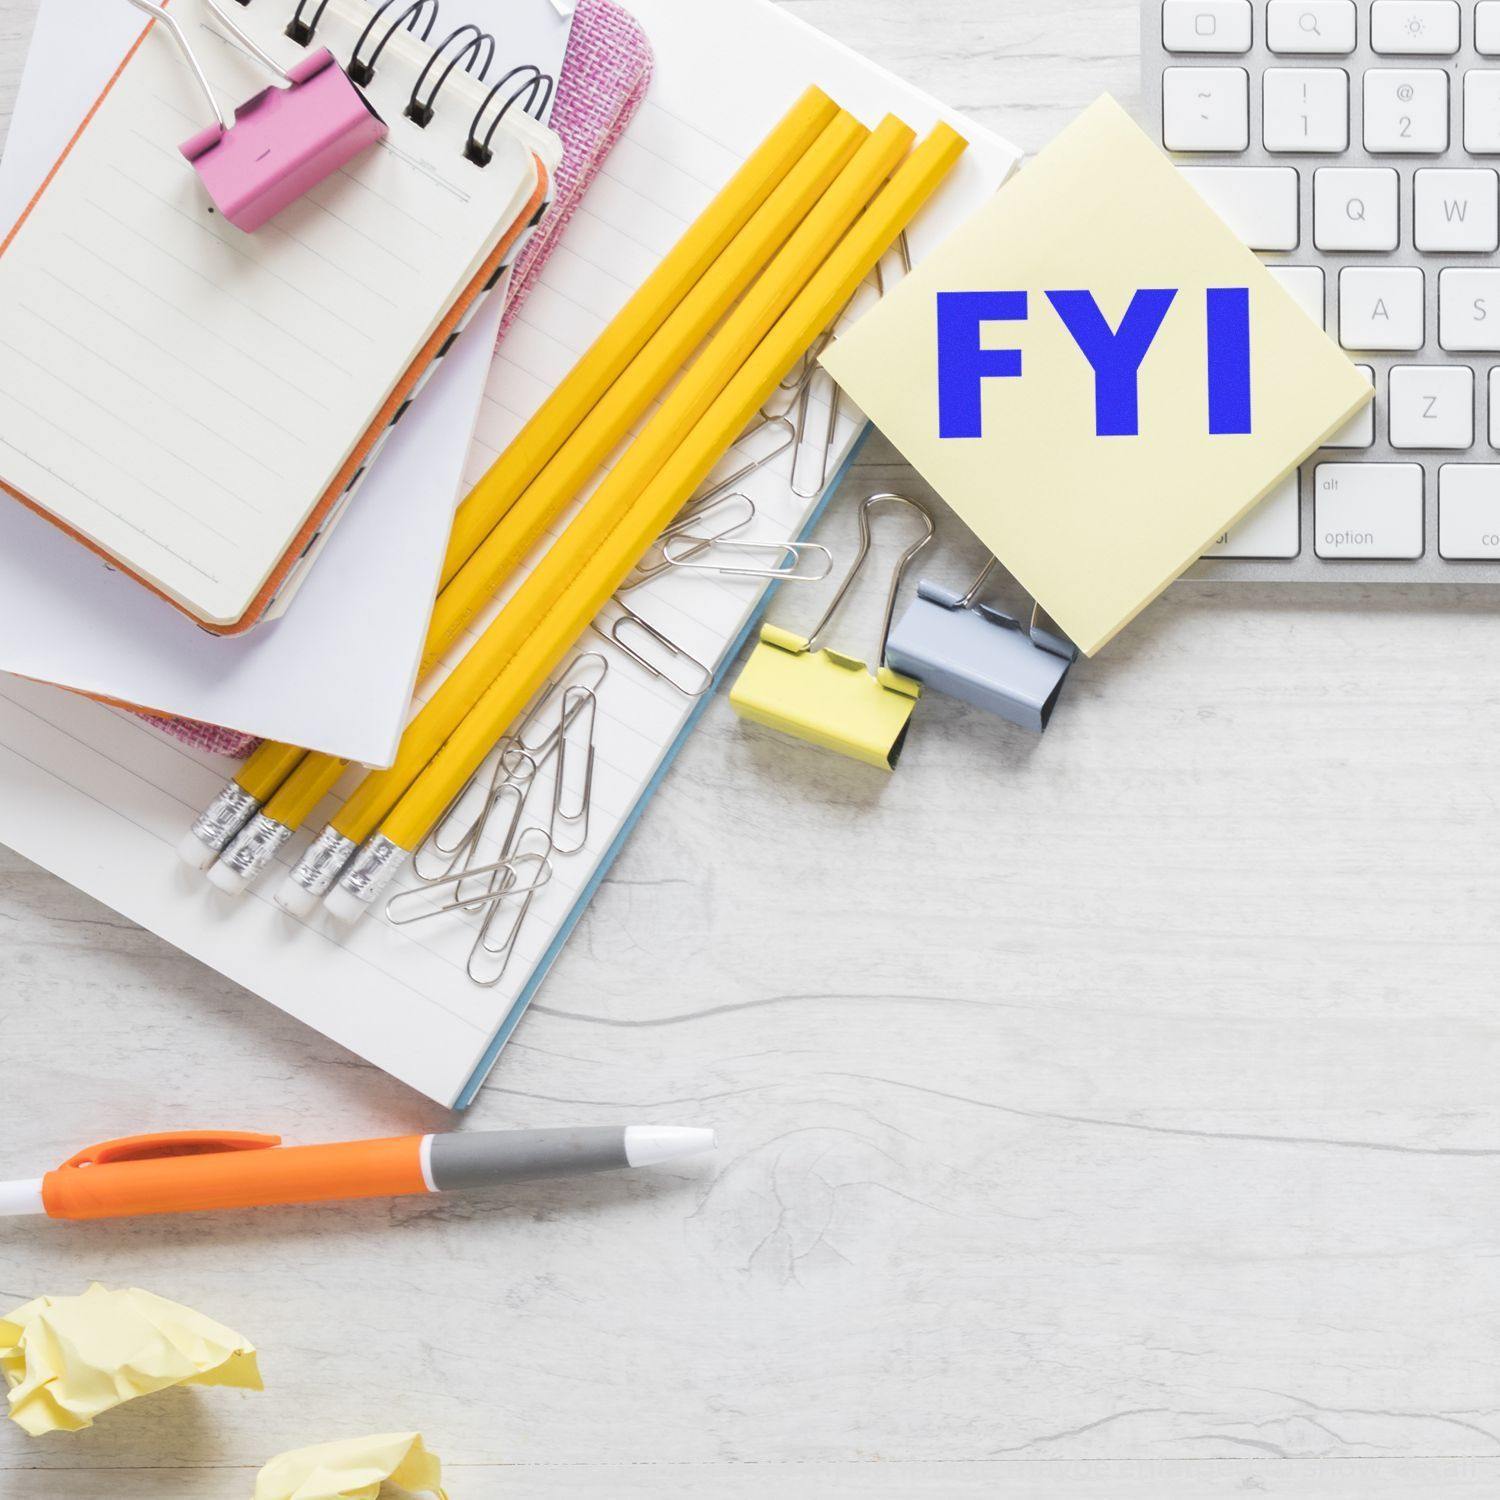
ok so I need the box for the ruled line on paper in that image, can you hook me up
[82,198,363,378]
[36,271,310,441]
[51,241,334,410]
[0,353,242,549]
[17,305,282,497]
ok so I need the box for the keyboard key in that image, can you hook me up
[1267,0,1357,53]
[1263,68,1349,151]
[1364,69,1449,152]
[1178,165,1300,248]
[1315,463,1425,558]
[1339,265,1424,348]
[1413,168,1499,250]
[1438,465,1500,557]
[1268,264,1325,325]
[1315,166,1399,249]
[1463,71,1500,152]
[1370,0,1460,53]
[1478,1,1500,53]
[1388,365,1474,447]
[1439,268,1500,348]
[1490,368,1500,444]
[1163,67,1250,150]
[1204,471,1300,557]
[1163,0,1253,51]
[1325,363,1377,447]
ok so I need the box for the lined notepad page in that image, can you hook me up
[0,0,540,625]
[0,0,1019,1106]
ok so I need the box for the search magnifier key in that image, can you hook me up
[1267,0,1357,53]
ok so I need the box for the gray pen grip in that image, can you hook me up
[428,1128,629,1189]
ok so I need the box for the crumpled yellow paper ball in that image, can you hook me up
[253,1433,449,1500]
[0,1283,262,1436]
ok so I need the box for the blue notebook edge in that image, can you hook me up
[454,427,872,1109]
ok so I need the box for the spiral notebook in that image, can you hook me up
[0,0,560,632]
[0,0,1022,1107]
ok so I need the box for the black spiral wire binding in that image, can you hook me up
[284,0,334,43]
[346,0,439,85]
[405,22,496,127]
[464,64,554,166]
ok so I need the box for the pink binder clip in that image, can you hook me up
[127,0,387,232]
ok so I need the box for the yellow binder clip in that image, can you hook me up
[730,492,935,770]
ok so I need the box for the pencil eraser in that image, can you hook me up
[205,859,252,897]
[321,885,368,925]
[177,831,220,871]
[273,877,320,920]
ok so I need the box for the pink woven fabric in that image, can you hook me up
[499,0,655,339]
[138,0,654,762]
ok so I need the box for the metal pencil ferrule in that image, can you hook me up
[217,813,294,881]
[286,825,359,898]
[335,835,411,909]
[190,781,261,855]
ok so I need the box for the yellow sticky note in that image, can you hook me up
[0,1284,261,1436]
[253,1433,449,1500]
[821,95,1372,657]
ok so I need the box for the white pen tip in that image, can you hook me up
[623,1126,717,1168]
[204,859,252,896]
[0,1178,46,1216]
[176,831,220,871]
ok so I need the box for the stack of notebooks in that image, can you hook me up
[0,0,1021,1106]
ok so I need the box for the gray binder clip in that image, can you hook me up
[885,558,1078,734]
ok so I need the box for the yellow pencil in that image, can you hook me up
[305,117,915,916]
[217,108,866,902]
[327,124,969,921]
[183,86,839,879]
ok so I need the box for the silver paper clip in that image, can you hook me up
[621,491,755,591]
[661,523,832,582]
[591,601,713,698]
[691,412,796,507]
[385,837,553,927]
[468,827,555,987]
[548,686,597,857]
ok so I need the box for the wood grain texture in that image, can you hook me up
[3,0,1500,1494]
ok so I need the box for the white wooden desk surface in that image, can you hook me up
[2,3,1499,1496]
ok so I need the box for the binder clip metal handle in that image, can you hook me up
[885,555,1079,734]
[729,492,935,772]
[129,0,387,233]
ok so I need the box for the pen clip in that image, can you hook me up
[59,1130,282,1169]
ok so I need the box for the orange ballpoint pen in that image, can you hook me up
[0,1126,715,1221]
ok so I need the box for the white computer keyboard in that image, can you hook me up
[1142,0,1500,581]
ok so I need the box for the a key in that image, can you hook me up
[1204,471,1301,558]
[1478,2,1500,54]
[1413,168,1499,251]
[1370,0,1460,53]
[1438,465,1500,557]
[1324,364,1377,448]
[1162,0,1253,51]
[1438,268,1500,349]
[1266,0,1357,53]
[1268,264,1325,325]
[1178,165,1300,248]
[1263,68,1349,151]
[1163,67,1250,150]
[1314,463,1424,558]
[1388,365,1474,448]
[1314,166,1399,250]
[1363,69,1449,152]
[1463,71,1500,153]
[1489,369,1500,445]
[1339,265,1424,349]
